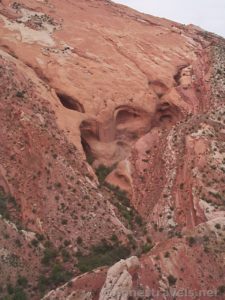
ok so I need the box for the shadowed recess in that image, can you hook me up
[57,93,85,113]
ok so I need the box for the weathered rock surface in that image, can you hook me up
[0,0,225,299]
[99,256,140,300]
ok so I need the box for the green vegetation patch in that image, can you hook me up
[76,240,130,273]
[96,165,114,185]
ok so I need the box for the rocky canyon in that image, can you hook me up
[0,0,225,299]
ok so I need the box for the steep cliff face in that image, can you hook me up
[0,0,225,299]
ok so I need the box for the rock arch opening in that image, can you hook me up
[57,93,85,113]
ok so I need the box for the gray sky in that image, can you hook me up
[113,0,225,37]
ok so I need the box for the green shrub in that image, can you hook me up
[118,205,133,224]
[16,91,25,98]
[12,287,27,300]
[15,239,22,248]
[64,240,71,247]
[76,240,130,273]
[142,243,152,254]
[31,239,39,247]
[61,249,70,262]
[135,215,143,226]
[77,237,83,245]
[6,285,27,300]
[50,264,72,285]
[187,236,196,247]
[7,284,14,295]
[38,266,72,293]
[164,251,170,258]
[17,276,28,288]
[86,152,94,165]
[167,274,177,286]
[106,184,144,231]
[110,234,118,243]
[107,184,130,207]
[36,233,44,241]
[215,223,221,229]
[38,275,50,293]
[96,165,113,184]
[61,219,67,225]
[41,247,57,265]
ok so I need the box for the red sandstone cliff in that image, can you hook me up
[0,0,225,299]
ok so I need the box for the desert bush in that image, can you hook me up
[76,240,130,273]
[167,274,177,286]
[96,165,113,184]
[187,236,196,247]
[41,246,57,265]
[141,243,152,254]
[50,264,72,285]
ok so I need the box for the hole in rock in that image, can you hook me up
[57,93,85,112]
[153,102,182,128]
[173,65,189,86]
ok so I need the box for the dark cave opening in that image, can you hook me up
[173,65,189,86]
[116,109,140,124]
[57,93,85,113]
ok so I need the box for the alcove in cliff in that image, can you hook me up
[57,93,85,113]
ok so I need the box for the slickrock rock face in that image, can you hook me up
[98,256,140,300]
[0,0,225,299]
